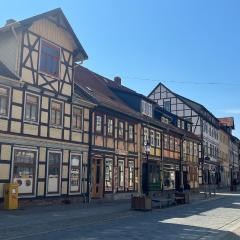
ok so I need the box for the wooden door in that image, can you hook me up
[91,158,103,198]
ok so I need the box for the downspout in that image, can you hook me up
[87,108,94,203]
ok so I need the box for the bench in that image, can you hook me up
[152,197,175,208]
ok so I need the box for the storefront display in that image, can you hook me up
[13,148,37,196]
[70,154,82,193]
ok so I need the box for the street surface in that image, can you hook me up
[0,192,240,240]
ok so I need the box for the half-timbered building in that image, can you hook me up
[74,66,141,200]
[107,80,201,192]
[0,9,94,201]
[149,83,220,186]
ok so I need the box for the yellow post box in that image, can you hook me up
[4,183,18,210]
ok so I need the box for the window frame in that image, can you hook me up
[39,39,61,78]
[95,114,103,134]
[11,147,38,198]
[24,92,40,124]
[50,99,64,128]
[46,150,62,196]
[128,124,134,142]
[69,153,82,195]
[118,120,125,139]
[150,130,155,147]
[128,160,135,191]
[156,132,161,148]
[0,85,11,119]
[107,117,114,136]
[72,105,83,131]
[118,159,125,191]
[104,158,113,192]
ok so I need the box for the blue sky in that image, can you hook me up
[1,0,240,137]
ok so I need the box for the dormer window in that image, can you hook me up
[40,40,60,77]
[141,100,152,117]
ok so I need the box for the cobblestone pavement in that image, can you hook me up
[0,192,240,240]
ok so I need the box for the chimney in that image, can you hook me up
[5,19,16,26]
[114,76,121,85]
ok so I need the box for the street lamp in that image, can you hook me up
[145,141,151,196]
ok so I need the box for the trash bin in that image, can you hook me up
[131,195,152,211]
[4,183,18,210]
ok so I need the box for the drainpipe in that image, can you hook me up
[87,108,94,203]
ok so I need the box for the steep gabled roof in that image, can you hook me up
[149,82,219,125]
[0,8,88,61]
[0,61,19,80]
[74,65,143,120]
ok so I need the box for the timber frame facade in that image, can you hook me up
[0,9,94,200]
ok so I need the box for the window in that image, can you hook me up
[128,124,134,141]
[175,138,180,152]
[95,115,102,133]
[24,93,39,122]
[40,40,60,77]
[72,106,83,130]
[177,119,181,128]
[47,151,62,194]
[161,116,169,124]
[118,159,125,190]
[144,128,149,145]
[150,130,155,146]
[187,123,191,132]
[156,132,161,147]
[128,160,134,190]
[0,86,10,117]
[163,100,171,112]
[69,154,82,194]
[118,121,124,139]
[141,100,152,117]
[51,100,63,126]
[163,171,175,190]
[107,118,114,136]
[170,136,174,151]
[105,158,113,192]
[164,134,169,149]
[13,148,37,196]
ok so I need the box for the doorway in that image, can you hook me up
[91,158,103,198]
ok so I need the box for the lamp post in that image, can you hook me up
[145,141,151,196]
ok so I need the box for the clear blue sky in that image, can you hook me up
[1,0,240,137]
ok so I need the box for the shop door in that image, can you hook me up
[91,158,103,198]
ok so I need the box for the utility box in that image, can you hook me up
[4,183,18,210]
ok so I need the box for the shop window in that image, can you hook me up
[150,130,155,146]
[25,93,39,123]
[128,124,134,141]
[118,121,124,139]
[47,151,62,194]
[72,106,83,130]
[40,40,60,77]
[107,118,114,136]
[51,100,63,126]
[128,160,134,190]
[163,171,175,190]
[13,148,37,196]
[105,158,113,192]
[69,154,82,194]
[156,132,161,147]
[118,159,124,191]
[95,115,102,133]
[0,86,10,117]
